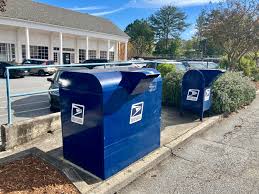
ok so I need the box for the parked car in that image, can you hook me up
[22,59,56,76]
[47,67,86,111]
[81,59,109,69]
[183,61,220,69]
[0,61,26,78]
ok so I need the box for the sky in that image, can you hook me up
[35,0,223,40]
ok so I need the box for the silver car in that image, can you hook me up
[22,59,57,76]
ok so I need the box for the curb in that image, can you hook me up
[87,115,223,194]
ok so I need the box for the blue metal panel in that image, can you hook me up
[181,69,224,121]
[59,68,162,179]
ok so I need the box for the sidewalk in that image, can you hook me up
[119,95,259,194]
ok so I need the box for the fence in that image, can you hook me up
[4,61,157,125]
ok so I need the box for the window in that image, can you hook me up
[79,49,86,63]
[54,53,59,63]
[88,50,96,59]
[100,51,107,59]
[0,43,15,61]
[109,51,115,61]
[30,46,48,59]
[22,45,26,60]
[53,47,59,51]
[22,45,48,60]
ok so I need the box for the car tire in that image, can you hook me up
[38,70,45,76]
[50,105,59,112]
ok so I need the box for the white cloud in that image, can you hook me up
[70,6,107,11]
[88,0,224,16]
[128,0,224,8]
[91,7,126,16]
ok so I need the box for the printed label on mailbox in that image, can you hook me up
[71,103,85,125]
[149,82,157,92]
[130,102,144,124]
[186,89,200,101]
[204,89,211,101]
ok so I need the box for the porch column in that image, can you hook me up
[97,39,100,59]
[107,40,110,61]
[16,28,22,63]
[118,42,120,61]
[86,36,89,60]
[75,38,79,63]
[124,42,128,61]
[49,33,54,60]
[25,27,30,59]
[59,32,63,65]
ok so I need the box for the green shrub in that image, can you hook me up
[162,70,184,108]
[157,63,176,77]
[212,72,256,114]
[237,56,256,76]
[219,56,229,70]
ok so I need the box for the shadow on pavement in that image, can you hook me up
[12,94,52,118]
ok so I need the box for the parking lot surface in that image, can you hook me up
[119,95,259,194]
[0,76,53,125]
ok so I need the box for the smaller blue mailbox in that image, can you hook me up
[59,68,162,180]
[181,69,224,121]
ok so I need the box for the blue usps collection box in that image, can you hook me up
[59,68,162,179]
[181,69,224,121]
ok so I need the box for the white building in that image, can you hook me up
[0,0,129,64]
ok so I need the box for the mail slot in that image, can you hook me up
[59,68,162,179]
[181,69,224,121]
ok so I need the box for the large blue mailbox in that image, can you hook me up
[181,69,224,121]
[59,68,162,179]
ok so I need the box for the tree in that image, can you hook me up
[201,0,259,70]
[125,19,154,57]
[154,39,181,58]
[196,10,224,58]
[149,5,188,53]
[0,0,7,12]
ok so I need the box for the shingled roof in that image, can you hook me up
[0,0,129,38]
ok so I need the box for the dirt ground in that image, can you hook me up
[255,81,259,90]
[0,156,79,194]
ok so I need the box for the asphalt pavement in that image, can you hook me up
[0,76,53,125]
[119,95,259,194]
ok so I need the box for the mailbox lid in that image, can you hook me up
[59,70,122,95]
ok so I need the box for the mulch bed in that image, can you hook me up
[0,156,80,194]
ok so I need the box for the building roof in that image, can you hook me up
[0,0,129,38]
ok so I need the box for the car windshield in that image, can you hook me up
[53,71,62,82]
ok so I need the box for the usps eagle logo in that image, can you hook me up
[130,102,144,124]
[71,103,85,125]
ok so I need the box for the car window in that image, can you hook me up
[47,61,54,65]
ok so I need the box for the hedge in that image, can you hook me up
[211,72,256,114]
[162,70,184,108]
[156,63,176,78]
